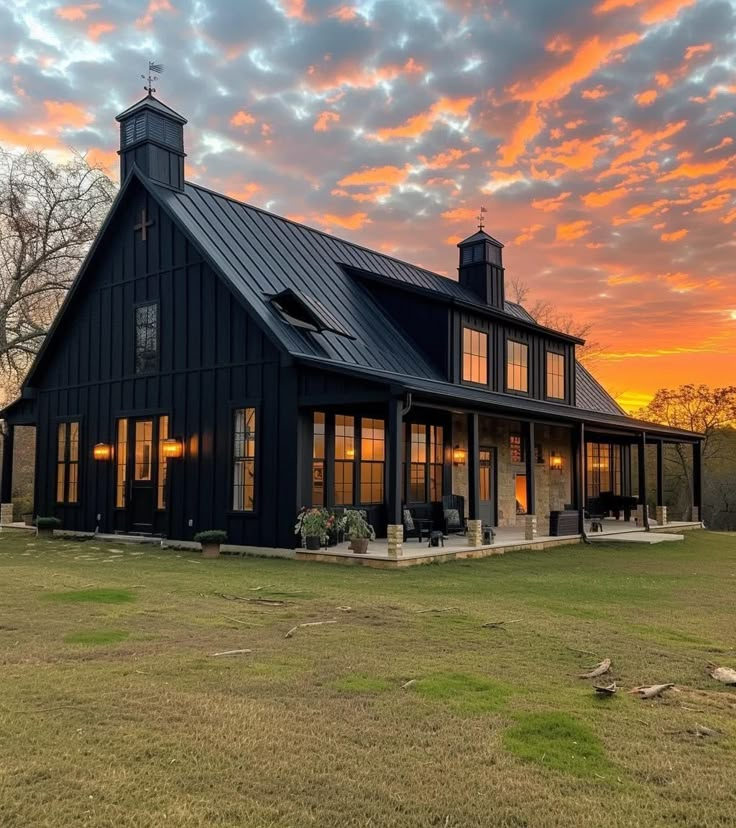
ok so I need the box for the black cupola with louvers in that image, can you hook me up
[457,229,505,309]
[115,94,187,190]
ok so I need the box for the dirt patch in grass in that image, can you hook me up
[504,712,613,778]
[333,674,393,693]
[411,672,511,714]
[64,630,130,645]
[44,588,135,604]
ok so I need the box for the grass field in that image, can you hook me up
[1,530,735,827]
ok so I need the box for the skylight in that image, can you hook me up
[268,288,355,339]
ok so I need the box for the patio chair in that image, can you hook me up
[441,494,465,536]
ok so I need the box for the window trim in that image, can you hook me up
[461,325,489,387]
[229,401,260,515]
[55,418,82,506]
[505,338,529,395]
[134,300,160,376]
[545,349,566,401]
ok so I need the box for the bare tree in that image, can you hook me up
[0,148,116,401]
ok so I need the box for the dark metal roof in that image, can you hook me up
[115,94,187,124]
[575,363,626,416]
[458,229,504,248]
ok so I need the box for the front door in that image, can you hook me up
[479,447,496,526]
[128,418,156,533]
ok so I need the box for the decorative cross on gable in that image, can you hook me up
[134,207,154,241]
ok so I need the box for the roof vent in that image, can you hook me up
[268,288,355,339]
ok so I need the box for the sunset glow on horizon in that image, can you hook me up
[1,0,734,411]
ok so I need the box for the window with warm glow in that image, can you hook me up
[462,327,488,385]
[334,415,354,505]
[409,423,427,502]
[158,415,169,510]
[546,352,565,400]
[312,412,325,506]
[56,421,80,504]
[233,407,256,511]
[115,419,128,508]
[429,425,444,501]
[586,442,611,497]
[510,434,525,464]
[360,417,384,504]
[507,340,529,393]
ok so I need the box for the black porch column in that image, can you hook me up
[523,421,536,516]
[656,441,664,505]
[467,412,480,520]
[637,431,650,530]
[577,423,585,535]
[1,423,14,503]
[692,440,703,522]
[385,397,403,527]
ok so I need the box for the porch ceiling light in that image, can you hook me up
[549,451,563,471]
[161,437,184,459]
[453,445,467,466]
[93,443,113,461]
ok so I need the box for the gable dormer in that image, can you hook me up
[116,94,187,191]
[457,230,505,310]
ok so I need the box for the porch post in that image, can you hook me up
[466,413,482,547]
[1,423,14,525]
[577,423,585,535]
[523,421,536,539]
[386,396,404,558]
[692,440,703,523]
[637,431,650,530]
[655,441,667,526]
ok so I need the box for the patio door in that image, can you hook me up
[128,417,156,533]
[479,447,496,526]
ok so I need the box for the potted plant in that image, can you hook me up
[294,507,333,550]
[338,509,375,554]
[35,516,61,538]
[194,529,227,558]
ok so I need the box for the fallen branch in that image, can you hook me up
[401,679,417,690]
[212,649,252,657]
[593,682,617,696]
[285,621,337,639]
[482,619,521,629]
[223,616,250,625]
[708,665,736,685]
[415,607,460,614]
[629,683,675,699]
[579,658,611,679]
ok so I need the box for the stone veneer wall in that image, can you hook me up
[451,414,573,534]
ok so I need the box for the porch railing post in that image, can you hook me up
[655,440,667,526]
[386,397,403,527]
[577,422,585,535]
[467,413,479,521]
[1,423,14,524]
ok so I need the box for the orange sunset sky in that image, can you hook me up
[1,0,735,410]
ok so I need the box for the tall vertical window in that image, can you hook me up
[510,434,525,464]
[116,418,128,508]
[586,443,611,497]
[158,415,169,510]
[429,425,444,501]
[135,302,159,374]
[233,407,256,511]
[462,327,488,385]
[506,340,529,393]
[360,418,385,504]
[56,421,80,504]
[312,412,325,506]
[611,445,622,496]
[546,352,565,400]
[334,415,355,505]
[134,420,153,481]
[409,424,427,502]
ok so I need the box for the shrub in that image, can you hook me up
[338,509,375,540]
[294,507,335,542]
[194,530,227,544]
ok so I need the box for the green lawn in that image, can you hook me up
[1,530,735,827]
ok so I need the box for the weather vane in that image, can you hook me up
[477,205,487,232]
[142,61,164,95]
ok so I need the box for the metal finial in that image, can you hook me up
[477,205,487,232]
[141,61,164,95]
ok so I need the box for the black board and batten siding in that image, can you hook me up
[30,180,298,547]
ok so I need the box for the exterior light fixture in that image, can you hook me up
[161,437,184,459]
[549,451,563,472]
[453,445,467,466]
[346,446,355,459]
[93,443,113,461]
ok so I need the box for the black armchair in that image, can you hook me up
[441,494,465,535]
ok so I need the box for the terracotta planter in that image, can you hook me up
[305,535,322,550]
[351,537,369,554]
[201,542,221,558]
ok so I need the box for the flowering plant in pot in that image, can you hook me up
[194,529,227,558]
[294,507,334,550]
[338,509,375,554]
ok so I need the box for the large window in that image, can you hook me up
[115,418,127,508]
[135,302,159,374]
[56,421,80,504]
[312,412,325,506]
[409,424,427,502]
[360,418,385,504]
[233,407,256,511]
[587,443,622,497]
[546,352,565,400]
[334,415,355,505]
[507,340,529,393]
[429,425,444,501]
[462,327,488,385]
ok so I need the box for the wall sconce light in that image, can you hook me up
[161,437,184,459]
[346,446,355,459]
[453,445,467,466]
[93,443,113,461]
[549,451,564,472]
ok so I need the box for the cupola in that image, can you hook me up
[457,228,505,309]
[115,94,187,190]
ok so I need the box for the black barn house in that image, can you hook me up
[0,93,704,552]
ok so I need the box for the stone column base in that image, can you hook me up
[691,506,700,523]
[386,524,403,559]
[524,514,537,541]
[467,519,483,548]
[0,502,13,525]
[635,504,646,526]
[655,505,667,526]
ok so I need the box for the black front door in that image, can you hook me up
[128,418,156,532]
